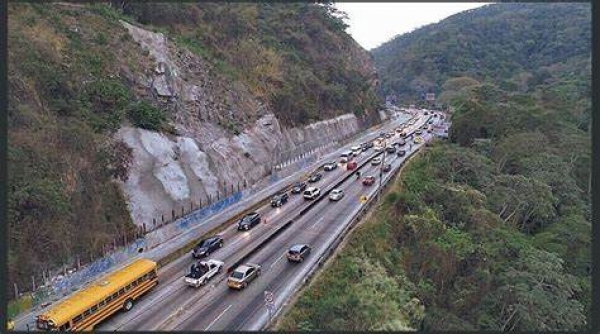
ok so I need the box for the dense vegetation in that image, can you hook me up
[121,2,382,126]
[279,3,590,331]
[279,86,591,331]
[7,3,150,298]
[7,2,381,300]
[371,2,590,120]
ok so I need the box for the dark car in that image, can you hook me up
[291,181,307,194]
[237,212,261,231]
[360,143,370,151]
[287,244,312,263]
[362,176,376,186]
[397,150,406,157]
[271,192,289,207]
[428,120,433,124]
[386,146,397,154]
[383,163,392,172]
[308,173,322,183]
[192,236,224,258]
[323,161,338,171]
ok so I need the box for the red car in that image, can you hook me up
[347,161,358,170]
[362,176,376,186]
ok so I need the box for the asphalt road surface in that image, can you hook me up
[18,110,444,332]
[95,111,442,331]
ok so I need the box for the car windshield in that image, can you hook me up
[200,239,212,247]
[231,271,244,279]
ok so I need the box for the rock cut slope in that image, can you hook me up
[7,2,383,296]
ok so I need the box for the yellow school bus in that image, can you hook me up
[36,258,158,331]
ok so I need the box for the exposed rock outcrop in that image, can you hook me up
[116,20,377,228]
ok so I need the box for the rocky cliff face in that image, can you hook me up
[7,2,382,292]
[117,21,368,228]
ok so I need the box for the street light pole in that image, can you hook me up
[378,138,386,201]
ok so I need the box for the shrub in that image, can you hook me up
[127,101,167,131]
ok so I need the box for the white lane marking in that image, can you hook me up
[204,304,232,331]
[310,217,326,230]
[229,231,253,246]
[270,251,287,268]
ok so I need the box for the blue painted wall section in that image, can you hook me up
[31,238,147,307]
[174,191,243,231]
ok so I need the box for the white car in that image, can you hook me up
[184,259,224,288]
[371,157,382,165]
[329,189,344,201]
[303,187,321,200]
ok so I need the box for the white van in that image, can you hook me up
[351,146,361,156]
[340,151,353,163]
[303,187,321,200]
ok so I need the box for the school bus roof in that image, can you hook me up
[39,258,157,326]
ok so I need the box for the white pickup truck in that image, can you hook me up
[184,259,225,288]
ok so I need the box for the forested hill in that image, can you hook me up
[122,2,382,125]
[371,3,591,108]
[7,2,381,299]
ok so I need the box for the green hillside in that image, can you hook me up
[372,3,590,120]
[123,2,382,125]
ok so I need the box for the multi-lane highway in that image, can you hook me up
[94,110,442,331]
[19,109,445,331]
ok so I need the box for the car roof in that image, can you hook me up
[235,265,251,272]
[290,244,308,252]
[305,186,318,191]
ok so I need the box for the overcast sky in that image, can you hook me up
[335,2,493,50]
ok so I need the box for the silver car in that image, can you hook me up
[329,189,344,201]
